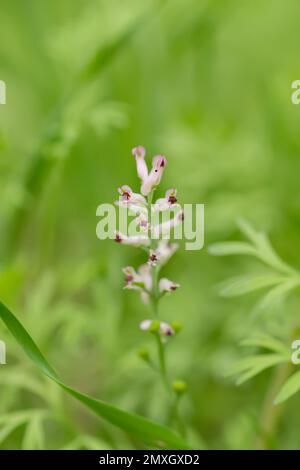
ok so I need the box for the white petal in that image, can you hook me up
[140,291,150,304]
[115,232,150,247]
[140,155,167,195]
[140,319,152,330]
[152,210,184,238]
[132,147,149,183]
[159,278,180,293]
[157,240,178,265]
[138,264,152,290]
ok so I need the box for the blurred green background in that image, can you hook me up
[1,0,300,450]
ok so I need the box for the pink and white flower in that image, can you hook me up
[141,155,168,196]
[115,146,182,321]
[156,240,178,265]
[154,189,179,211]
[139,319,152,331]
[139,319,175,337]
[148,249,159,266]
[132,146,148,187]
[133,213,149,233]
[159,322,175,337]
[123,264,152,303]
[159,278,180,293]
[152,210,184,238]
[118,185,146,204]
[115,231,150,247]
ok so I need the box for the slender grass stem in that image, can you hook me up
[256,361,292,449]
[146,189,184,436]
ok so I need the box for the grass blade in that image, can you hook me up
[0,301,189,449]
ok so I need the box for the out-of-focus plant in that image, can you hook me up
[114,146,187,433]
[0,300,189,449]
[210,220,300,448]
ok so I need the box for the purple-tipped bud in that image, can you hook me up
[132,146,148,184]
[141,155,168,195]
[132,146,145,159]
[159,278,180,293]
[118,185,133,201]
[160,322,175,337]
[148,250,159,266]
[166,188,178,205]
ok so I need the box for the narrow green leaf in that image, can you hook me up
[0,302,189,449]
[241,334,290,356]
[218,274,285,297]
[208,241,256,257]
[226,354,288,384]
[210,220,298,277]
[237,218,263,245]
[257,278,300,311]
[257,234,297,276]
[236,356,287,385]
[22,414,45,450]
[275,371,300,404]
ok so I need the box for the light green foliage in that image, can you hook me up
[211,222,300,412]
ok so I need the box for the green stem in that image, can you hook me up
[256,322,300,449]
[172,396,187,437]
[256,361,292,449]
[155,333,169,391]
[146,190,184,436]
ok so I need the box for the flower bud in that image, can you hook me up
[160,322,175,337]
[149,320,160,333]
[138,347,150,362]
[172,380,187,395]
[132,146,148,183]
[159,278,180,293]
[170,320,182,333]
[141,155,167,195]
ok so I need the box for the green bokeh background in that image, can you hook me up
[0,0,300,449]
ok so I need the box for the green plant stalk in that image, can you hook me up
[257,325,300,449]
[147,192,169,389]
[256,361,292,449]
[146,192,183,434]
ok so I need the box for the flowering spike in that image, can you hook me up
[114,146,184,404]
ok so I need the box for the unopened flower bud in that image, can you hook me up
[172,380,187,395]
[149,320,160,333]
[159,278,180,293]
[138,347,150,362]
[160,322,175,337]
[132,146,148,184]
[148,250,159,266]
[170,320,182,333]
[141,155,168,195]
